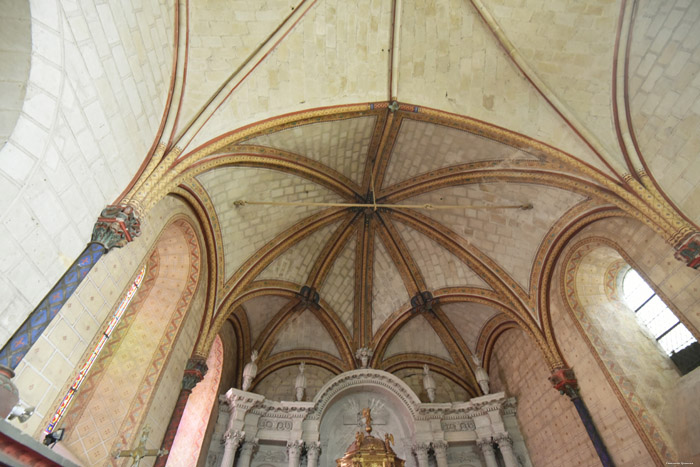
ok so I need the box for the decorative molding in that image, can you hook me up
[308,369,421,420]
[673,232,700,269]
[91,204,142,250]
[182,356,208,391]
[560,238,677,463]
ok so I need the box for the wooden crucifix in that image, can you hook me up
[112,426,168,466]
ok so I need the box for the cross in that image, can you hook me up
[112,426,168,466]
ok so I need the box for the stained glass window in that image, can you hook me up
[44,266,146,435]
[622,269,696,355]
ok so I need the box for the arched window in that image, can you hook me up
[622,268,699,373]
[44,265,147,434]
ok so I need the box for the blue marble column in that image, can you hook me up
[0,205,141,369]
[550,367,614,467]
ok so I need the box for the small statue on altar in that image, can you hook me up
[384,433,395,452]
[471,354,490,394]
[422,364,436,402]
[242,350,258,391]
[355,431,364,445]
[294,362,306,401]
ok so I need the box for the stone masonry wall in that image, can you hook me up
[489,328,601,467]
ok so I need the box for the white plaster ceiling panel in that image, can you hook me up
[244,116,376,186]
[372,234,411,335]
[396,0,613,176]
[394,220,491,291]
[383,119,538,187]
[401,183,586,289]
[394,368,469,403]
[177,0,298,130]
[486,0,622,166]
[440,302,499,353]
[258,220,340,284]
[319,236,356,333]
[196,167,344,281]
[384,315,453,362]
[270,308,342,359]
[243,295,291,345]
[185,0,392,152]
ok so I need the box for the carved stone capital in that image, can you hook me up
[493,433,513,447]
[549,367,580,399]
[306,440,321,456]
[182,356,208,391]
[91,205,141,250]
[286,439,304,458]
[223,429,245,447]
[412,441,431,453]
[432,440,448,453]
[240,438,259,455]
[476,438,494,449]
[674,232,700,269]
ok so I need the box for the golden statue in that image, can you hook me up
[384,433,394,452]
[336,408,405,467]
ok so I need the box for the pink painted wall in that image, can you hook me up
[167,335,224,466]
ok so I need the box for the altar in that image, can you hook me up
[205,369,532,467]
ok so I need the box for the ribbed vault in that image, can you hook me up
[178,107,626,396]
[114,0,699,401]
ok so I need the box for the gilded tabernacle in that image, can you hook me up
[336,408,405,467]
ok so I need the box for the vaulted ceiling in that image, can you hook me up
[178,106,618,396]
[125,0,700,398]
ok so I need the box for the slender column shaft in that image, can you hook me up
[220,430,244,467]
[154,356,208,467]
[287,440,303,467]
[432,441,448,467]
[306,441,321,467]
[0,204,140,369]
[496,436,518,467]
[153,387,191,467]
[478,441,498,467]
[414,444,430,467]
[0,243,105,369]
[550,367,613,467]
[572,397,614,467]
[237,439,259,467]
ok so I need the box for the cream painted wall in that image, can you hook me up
[0,0,31,148]
[0,0,174,348]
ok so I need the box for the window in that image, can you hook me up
[622,269,699,373]
[44,266,146,434]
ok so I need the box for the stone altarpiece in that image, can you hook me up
[205,369,532,467]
